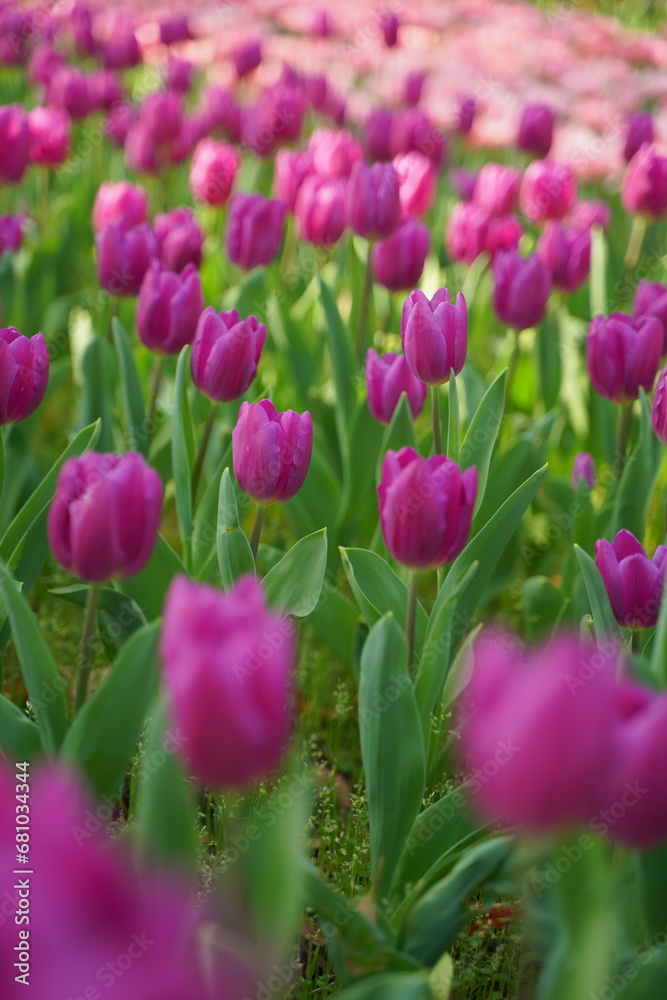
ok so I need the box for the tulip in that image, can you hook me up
[166,55,193,93]
[0,104,29,183]
[312,8,331,36]
[451,168,478,202]
[393,151,437,218]
[0,215,22,257]
[634,279,667,353]
[372,219,429,292]
[623,111,654,165]
[169,114,207,166]
[160,17,191,45]
[309,127,363,178]
[457,95,477,134]
[136,261,203,355]
[95,222,157,297]
[102,23,140,69]
[104,101,134,147]
[378,447,477,570]
[565,198,611,231]
[92,181,148,233]
[88,72,122,114]
[203,85,242,142]
[459,630,617,831]
[234,39,262,78]
[380,10,399,46]
[72,5,95,56]
[242,84,306,157]
[47,452,163,583]
[273,149,314,210]
[571,452,596,490]
[233,400,313,505]
[473,163,520,218]
[621,143,667,218]
[390,109,447,166]
[652,363,667,443]
[27,106,71,168]
[226,193,286,270]
[47,67,91,120]
[305,73,327,111]
[586,313,662,403]
[517,102,555,158]
[536,221,591,293]
[492,250,551,331]
[403,71,426,107]
[364,109,394,162]
[0,327,49,425]
[595,530,667,629]
[27,43,64,86]
[160,575,293,789]
[189,139,240,206]
[155,207,204,273]
[401,288,467,386]
[365,349,428,424]
[445,202,490,265]
[520,160,577,222]
[191,308,265,403]
[294,176,346,248]
[138,90,182,146]
[345,161,401,240]
[485,214,524,257]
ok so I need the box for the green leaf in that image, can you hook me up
[0,429,5,513]
[340,547,428,651]
[447,373,459,462]
[308,582,360,668]
[217,468,255,589]
[334,973,433,1000]
[262,529,328,617]
[118,534,185,622]
[650,577,667,687]
[112,317,148,455]
[535,313,561,412]
[172,347,193,569]
[610,392,662,540]
[589,225,607,319]
[458,370,506,515]
[359,616,426,903]
[0,694,44,762]
[339,400,384,533]
[375,392,418,483]
[574,544,623,645]
[192,454,227,577]
[319,275,356,420]
[429,953,453,1000]
[638,842,667,939]
[61,623,160,798]
[522,576,568,641]
[79,337,115,452]
[0,558,69,753]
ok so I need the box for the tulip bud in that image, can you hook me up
[241,84,306,157]
[136,260,203,355]
[571,452,596,490]
[456,95,477,134]
[159,17,191,46]
[378,447,477,570]
[445,201,490,265]
[27,107,71,168]
[623,111,654,164]
[27,44,64,86]
[586,313,661,402]
[595,530,667,629]
[0,327,49,424]
[233,400,313,504]
[47,452,163,582]
[0,104,29,183]
[621,143,667,218]
[365,349,427,424]
[473,163,520,217]
[517,102,555,158]
[393,151,437,218]
[92,181,148,233]
[536,221,591,293]
[309,127,364,178]
[633,279,667,353]
[274,149,314,210]
[492,250,551,331]
[0,215,22,257]
[380,10,399,46]
[312,8,331,36]
[345,161,401,239]
[191,308,266,403]
[234,39,262,78]
[401,288,467,385]
[160,574,293,789]
[294,176,346,248]
[189,138,240,207]
[403,71,425,108]
[371,218,429,292]
[226,193,286,270]
[95,221,157,297]
[154,207,203,273]
[520,160,577,222]
[48,67,92,120]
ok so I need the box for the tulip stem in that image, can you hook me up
[74,583,102,713]
[631,630,641,657]
[615,403,634,483]
[624,215,647,269]
[146,355,166,436]
[192,405,218,504]
[506,327,520,406]
[356,246,374,358]
[431,386,442,454]
[250,504,266,563]
[406,572,419,671]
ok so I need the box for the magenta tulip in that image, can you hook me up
[403,71,426,107]
[0,104,29,182]
[294,176,346,247]
[233,400,313,504]
[445,202,490,265]
[565,199,612,231]
[274,149,314,209]
[154,207,204,273]
[393,151,437,218]
[624,111,654,164]
[191,308,265,403]
[492,250,551,330]
[365,349,427,424]
[536,221,591,292]
[473,163,520,218]
[101,23,140,69]
[160,17,191,45]
[95,221,157,297]
[136,260,203,355]
[47,67,91,120]
[652,363,667,443]
[390,109,447,167]
[517,102,555,158]
[0,327,49,425]
[621,143,667,218]
[309,127,363,178]
[346,160,399,240]
[520,160,577,222]
[571,452,596,490]
[226,193,286,270]
[189,139,240,207]
[234,39,262,78]
[595,530,667,629]
[485,214,524,257]
[586,313,662,402]
[372,219,429,292]
[457,95,477,134]
[634,280,667,353]
[401,288,467,385]
[92,181,148,233]
[27,106,71,168]
[364,109,394,162]
[0,215,22,257]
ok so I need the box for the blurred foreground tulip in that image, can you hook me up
[0,327,49,425]
[536,221,591,292]
[393,151,437,218]
[623,111,654,164]
[0,104,29,182]
[634,279,667,353]
[346,161,400,240]
[571,452,596,490]
[295,176,346,247]
[27,106,71,167]
[474,163,520,217]
[520,160,577,222]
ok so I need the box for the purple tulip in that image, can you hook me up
[595,530,667,629]
[203,85,241,142]
[159,17,191,46]
[294,176,346,248]
[243,84,306,158]
[234,39,262,79]
[536,221,591,293]
[459,630,617,831]
[0,104,29,183]
[517,102,555,158]
[380,10,399,46]
[473,163,520,218]
[137,90,182,146]
[0,327,49,425]
[136,260,203,356]
[445,201,490,265]
[166,55,193,94]
[364,109,394,162]
[232,400,313,504]
[47,452,163,582]
[47,67,91,120]
[390,109,447,167]
[365,349,428,424]
[457,95,477,134]
[189,138,240,207]
[485,214,524,257]
[345,161,401,240]
[309,127,364,178]
[160,575,293,789]
[124,122,160,175]
[634,279,667,353]
[571,452,596,490]
[27,106,71,168]
[586,313,662,402]
[492,250,551,330]
[403,71,426,108]
[621,143,667,218]
[101,23,140,70]
[72,5,95,56]
[27,44,64,86]
[565,198,612,232]
[393,151,437,219]
[312,8,332,36]
[451,168,478,202]
[378,447,477,570]
[154,207,203,273]
[273,149,314,210]
[95,221,157,298]
[401,288,467,386]
[305,73,327,110]
[191,308,266,403]
[226,193,286,270]
[652,363,667,443]
[92,181,148,234]
[88,71,123,113]
[623,111,654,165]
[0,215,22,257]
[372,219,430,292]
[520,159,577,222]
[104,101,134,147]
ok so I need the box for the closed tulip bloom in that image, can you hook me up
[365,349,427,423]
[401,288,467,385]
[0,104,29,183]
[166,55,193,94]
[492,250,551,330]
[124,121,160,175]
[161,575,293,789]
[346,161,400,239]
[571,452,596,490]
[565,198,612,232]
[226,193,286,270]
[154,207,203,273]
[191,308,265,403]
[27,106,71,168]
[457,95,477,134]
[0,215,22,257]
[390,109,447,167]
[380,10,399,46]
[520,160,577,222]
[586,313,662,402]
[104,101,134,147]
[403,71,426,107]
[160,17,191,45]
[0,327,49,425]
[47,67,91,120]
[517,102,555,158]
[47,452,163,582]
[595,530,667,629]
[372,219,430,292]
[274,149,314,210]
[309,127,364,178]
[445,201,490,265]
[634,279,667,353]
[624,112,654,165]
[102,24,140,69]
[364,109,394,162]
[138,90,182,146]
[451,168,478,202]
[536,221,591,292]
[652,363,667,443]
[393,151,437,218]
[88,70,123,112]
[92,181,148,233]
[234,39,262,78]
[378,447,477,570]
[474,163,520,217]
[459,630,616,831]
[485,214,524,257]
[136,261,202,355]
[233,400,313,504]
[72,5,96,56]
[294,176,346,248]
[189,139,240,206]
[621,143,667,218]
[96,222,157,297]
[27,43,64,86]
